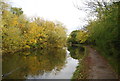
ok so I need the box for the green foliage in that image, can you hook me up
[72,46,88,80]
[67,30,88,44]
[87,2,119,55]
[11,7,23,16]
[69,1,119,75]
[1,1,67,53]
[68,45,85,59]
[76,30,88,43]
[67,30,79,44]
[86,2,120,74]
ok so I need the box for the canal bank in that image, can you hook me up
[72,46,88,80]
[72,46,118,80]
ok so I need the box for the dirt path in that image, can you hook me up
[86,46,118,79]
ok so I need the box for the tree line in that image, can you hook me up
[68,1,120,74]
[1,1,67,53]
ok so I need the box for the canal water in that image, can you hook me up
[2,46,84,79]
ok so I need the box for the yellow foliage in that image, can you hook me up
[24,45,30,49]
[23,52,30,55]
[19,24,25,28]
[39,38,42,41]
[30,39,37,44]
[76,30,88,43]
[37,34,40,37]
[2,4,67,53]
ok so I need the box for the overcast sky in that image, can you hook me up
[10,0,88,34]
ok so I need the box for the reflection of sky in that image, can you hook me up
[10,0,88,34]
[26,49,79,79]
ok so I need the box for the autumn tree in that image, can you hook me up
[1,1,67,53]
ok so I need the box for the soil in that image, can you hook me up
[85,46,118,79]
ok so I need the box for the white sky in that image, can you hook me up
[10,0,88,34]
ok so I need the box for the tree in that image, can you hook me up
[1,1,67,53]
[76,30,88,43]
[67,30,80,44]
[84,1,120,74]
[11,7,23,16]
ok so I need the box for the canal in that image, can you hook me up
[2,46,84,79]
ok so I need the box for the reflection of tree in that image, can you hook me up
[67,46,84,59]
[2,48,66,79]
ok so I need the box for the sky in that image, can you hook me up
[10,0,88,34]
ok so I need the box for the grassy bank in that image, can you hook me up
[71,46,89,80]
[72,45,119,80]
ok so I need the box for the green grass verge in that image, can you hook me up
[71,46,88,80]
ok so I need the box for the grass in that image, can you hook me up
[71,46,89,80]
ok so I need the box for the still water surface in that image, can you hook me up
[3,47,82,79]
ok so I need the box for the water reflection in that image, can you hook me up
[3,48,66,79]
[67,45,85,59]
[26,50,78,79]
[2,47,78,79]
